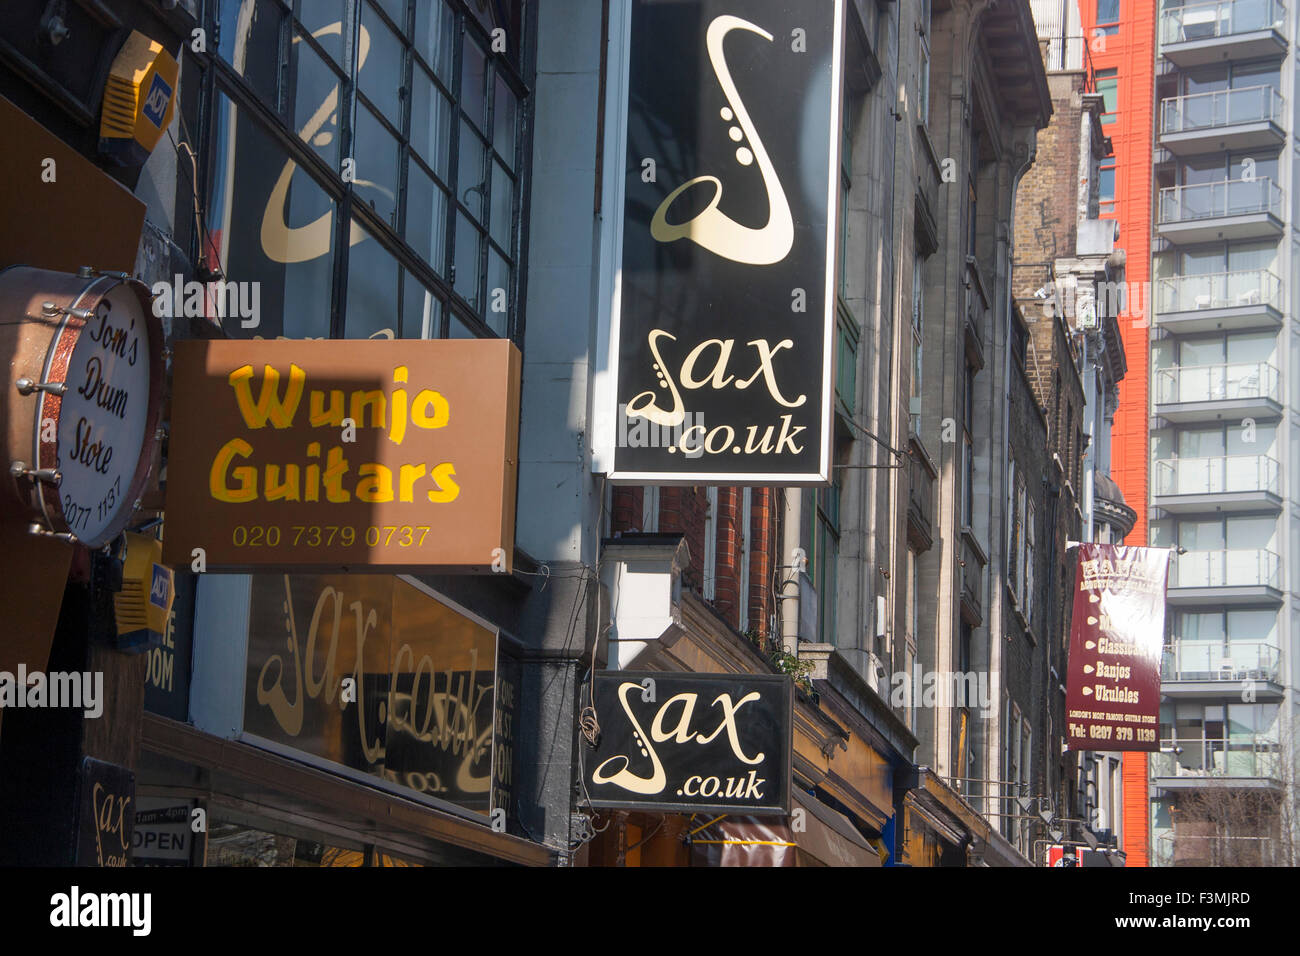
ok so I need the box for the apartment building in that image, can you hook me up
[1147,0,1297,866]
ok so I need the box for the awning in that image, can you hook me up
[689,790,881,867]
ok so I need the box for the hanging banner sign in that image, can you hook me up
[585,672,792,814]
[1065,544,1169,752]
[163,339,520,572]
[602,0,844,483]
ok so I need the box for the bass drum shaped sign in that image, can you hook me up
[586,672,792,814]
[0,266,164,548]
[603,0,844,483]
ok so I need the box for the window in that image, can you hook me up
[1096,68,1118,124]
[206,0,529,341]
[702,487,718,601]
[807,480,841,645]
[962,363,976,528]
[1024,498,1036,628]
[1018,719,1033,854]
[1096,0,1119,34]
[1099,159,1116,215]
[910,255,925,434]
[918,0,931,126]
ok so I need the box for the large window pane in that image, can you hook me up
[354,105,400,228]
[291,29,343,168]
[405,160,448,272]
[359,2,406,128]
[494,74,518,166]
[345,226,400,339]
[297,3,351,66]
[458,121,489,224]
[454,214,483,310]
[207,92,335,339]
[490,160,514,248]
[402,271,441,338]
[414,1,456,82]
[486,246,511,336]
[461,37,489,133]
[411,65,453,179]
[217,0,287,109]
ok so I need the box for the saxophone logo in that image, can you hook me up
[649,15,794,266]
[259,21,386,264]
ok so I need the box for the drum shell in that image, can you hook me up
[0,266,164,547]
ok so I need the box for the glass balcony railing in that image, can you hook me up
[1155,269,1282,313]
[1153,454,1280,496]
[1160,85,1284,133]
[1151,735,1280,780]
[1169,548,1281,589]
[1153,361,1279,404]
[1158,178,1283,224]
[1160,0,1288,46]
[1161,639,1280,682]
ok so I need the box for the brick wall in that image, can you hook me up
[609,485,783,643]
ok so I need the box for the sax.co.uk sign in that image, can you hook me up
[585,672,792,814]
[599,0,845,483]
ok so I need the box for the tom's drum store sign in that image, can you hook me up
[164,339,520,572]
[586,672,792,814]
[601,0,844,483]
[1065,544,1169,752]
[0,266,164,547]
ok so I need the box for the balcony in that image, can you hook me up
[1151,735,1282,787]
[1158,86,1285,155]
[1157,179,1283,244]
[959,529,986,626]
[1161,640,1283,698]
[1152,455,1281,512]
[1166,548,1282,605]
[907,437,936,552]
[964,258,988,370]
[1152,361,1281,423]
[1159,0,1288,68]
[1155,269,1282,334]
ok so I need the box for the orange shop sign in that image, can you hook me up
[162,339,520,572]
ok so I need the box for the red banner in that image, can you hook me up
[1066,544,1169,752]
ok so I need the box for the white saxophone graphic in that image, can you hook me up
[649,15,794,266]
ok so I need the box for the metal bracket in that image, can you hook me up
[27,522,77,544]
[9,461,61,485]
[15,377,67,396]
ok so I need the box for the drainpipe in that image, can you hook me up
[781,489,802,655]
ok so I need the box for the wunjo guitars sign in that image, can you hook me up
[164,339,520,572]
[606,0,844,483]
[586,672,792,814]
[1065,544,1169,752]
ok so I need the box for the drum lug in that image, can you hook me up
[37,300,92,321]
[14,377,68,397]
[27,523,78,545]
[9,461,61,485]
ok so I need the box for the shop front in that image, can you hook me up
[581,536,903,866]
[136,571,545,866]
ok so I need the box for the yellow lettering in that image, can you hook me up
[264,464,300,501]
[309,389,345,426]
[411,390,450,429]
[350,390,386,429]
[228,364,305,428]
[356,463,394,502]
[399,463,426,502]
[210,438,257,502]
[390,367,408,445]
[323,446,350,503]
[427,462,460,503]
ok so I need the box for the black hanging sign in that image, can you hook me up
[605,0,845,483]
[586,672,793,814]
